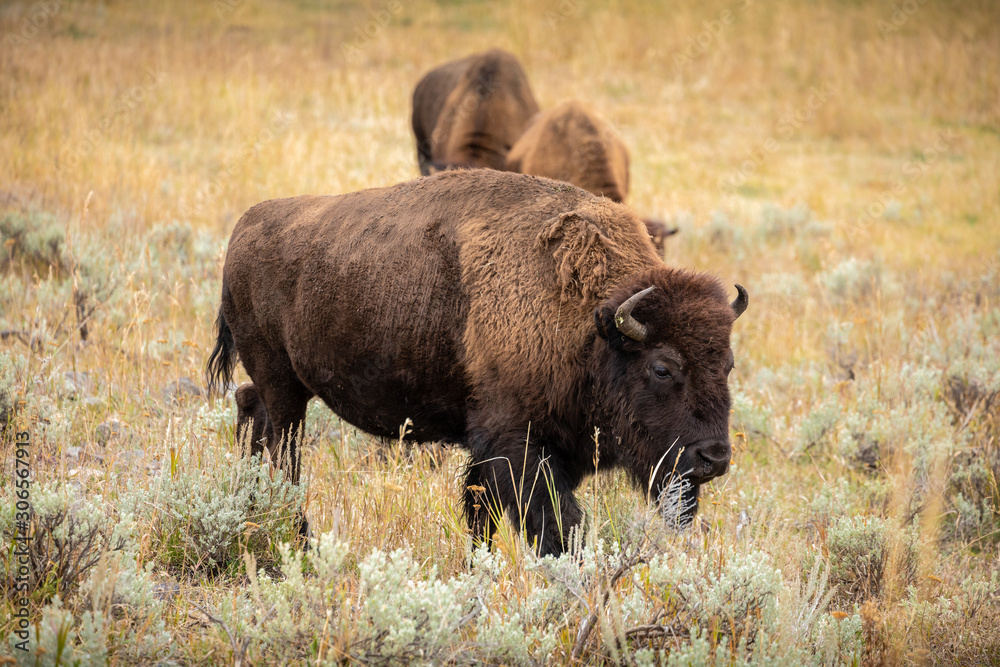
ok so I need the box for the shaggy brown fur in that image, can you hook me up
[506,100,630,202]
[506,100,677,253]
[411,49,539,175]
[207,169,747,555]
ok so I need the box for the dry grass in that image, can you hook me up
[1,0,999,664]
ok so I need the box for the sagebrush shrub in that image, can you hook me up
[0,481,127,603]
[933,309,1000,543]
[208,533,555,665]
[825,515,917,606]
[731,387,773,439]
[0,210,68,275]
[7,547,170,664]
[645,547,784,652]
[10,596,107,667]
[819,257,881,305]
[0,350,25,434]
[119,443,304,571]
[108,556,177,659]
[905,570,1000,665]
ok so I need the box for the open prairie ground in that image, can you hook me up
[1,0,999,664]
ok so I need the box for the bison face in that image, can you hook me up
[593,271,748,523]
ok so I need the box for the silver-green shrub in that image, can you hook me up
[12,549,175,664]
[118,444,304,570]
[819,257,881,305]
[633,548,860,666]
[0,350,25,432]
[0,210,67,274]
[350,547,481,663]
[210,534,518,665]
[797,394,842,453]
[825,515,917,605]
[904,569,1000,664]
[11,596,107,667]
[80,550,172,661]
[0,481,127,602]
[731,387,773,439]
[645,547,784,651]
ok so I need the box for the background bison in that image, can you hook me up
[506,100,631,203]
[411,48,539,174]
[506,100,677,252]
[413,55,675,253]
[208,169,747,555]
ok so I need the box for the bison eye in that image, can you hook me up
[652,363,672,380]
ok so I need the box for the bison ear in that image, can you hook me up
[594,305,626,351]
[642,218,679,254]
[595,306,613,339]
[642,218,679,238]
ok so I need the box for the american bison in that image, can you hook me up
[506,100,630,203]
[506,100,678,252]
[411,49,540,175]
[207,169,747,556]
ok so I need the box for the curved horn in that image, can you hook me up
[731,284,748,319]
[614,286,655,341]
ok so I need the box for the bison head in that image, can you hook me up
[592,268,748,524]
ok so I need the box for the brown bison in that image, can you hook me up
[207,169,747,556]
[411,49,540,175]
[506,100,677,252]
[506,100,630,202]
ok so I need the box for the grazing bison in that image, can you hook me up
[506,100,631,203]
[411,49,540,175]
[506,100,677,252]
[207,169,747,556]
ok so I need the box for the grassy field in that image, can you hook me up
[1,0,999,663]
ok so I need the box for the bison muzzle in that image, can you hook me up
[207,169,747,556]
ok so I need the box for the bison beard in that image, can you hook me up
[207,169,747,556]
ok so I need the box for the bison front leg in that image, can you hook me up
[465,441,583,557]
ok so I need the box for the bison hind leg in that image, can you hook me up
[235,383,270,458]
[235,346,315,483]
[235,381,310,540]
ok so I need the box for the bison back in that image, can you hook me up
[506,100,629,203]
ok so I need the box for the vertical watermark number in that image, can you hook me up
[12,429,32,652]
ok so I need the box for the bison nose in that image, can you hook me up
[693,440,731,480]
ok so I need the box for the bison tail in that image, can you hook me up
[206,307,237,399]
